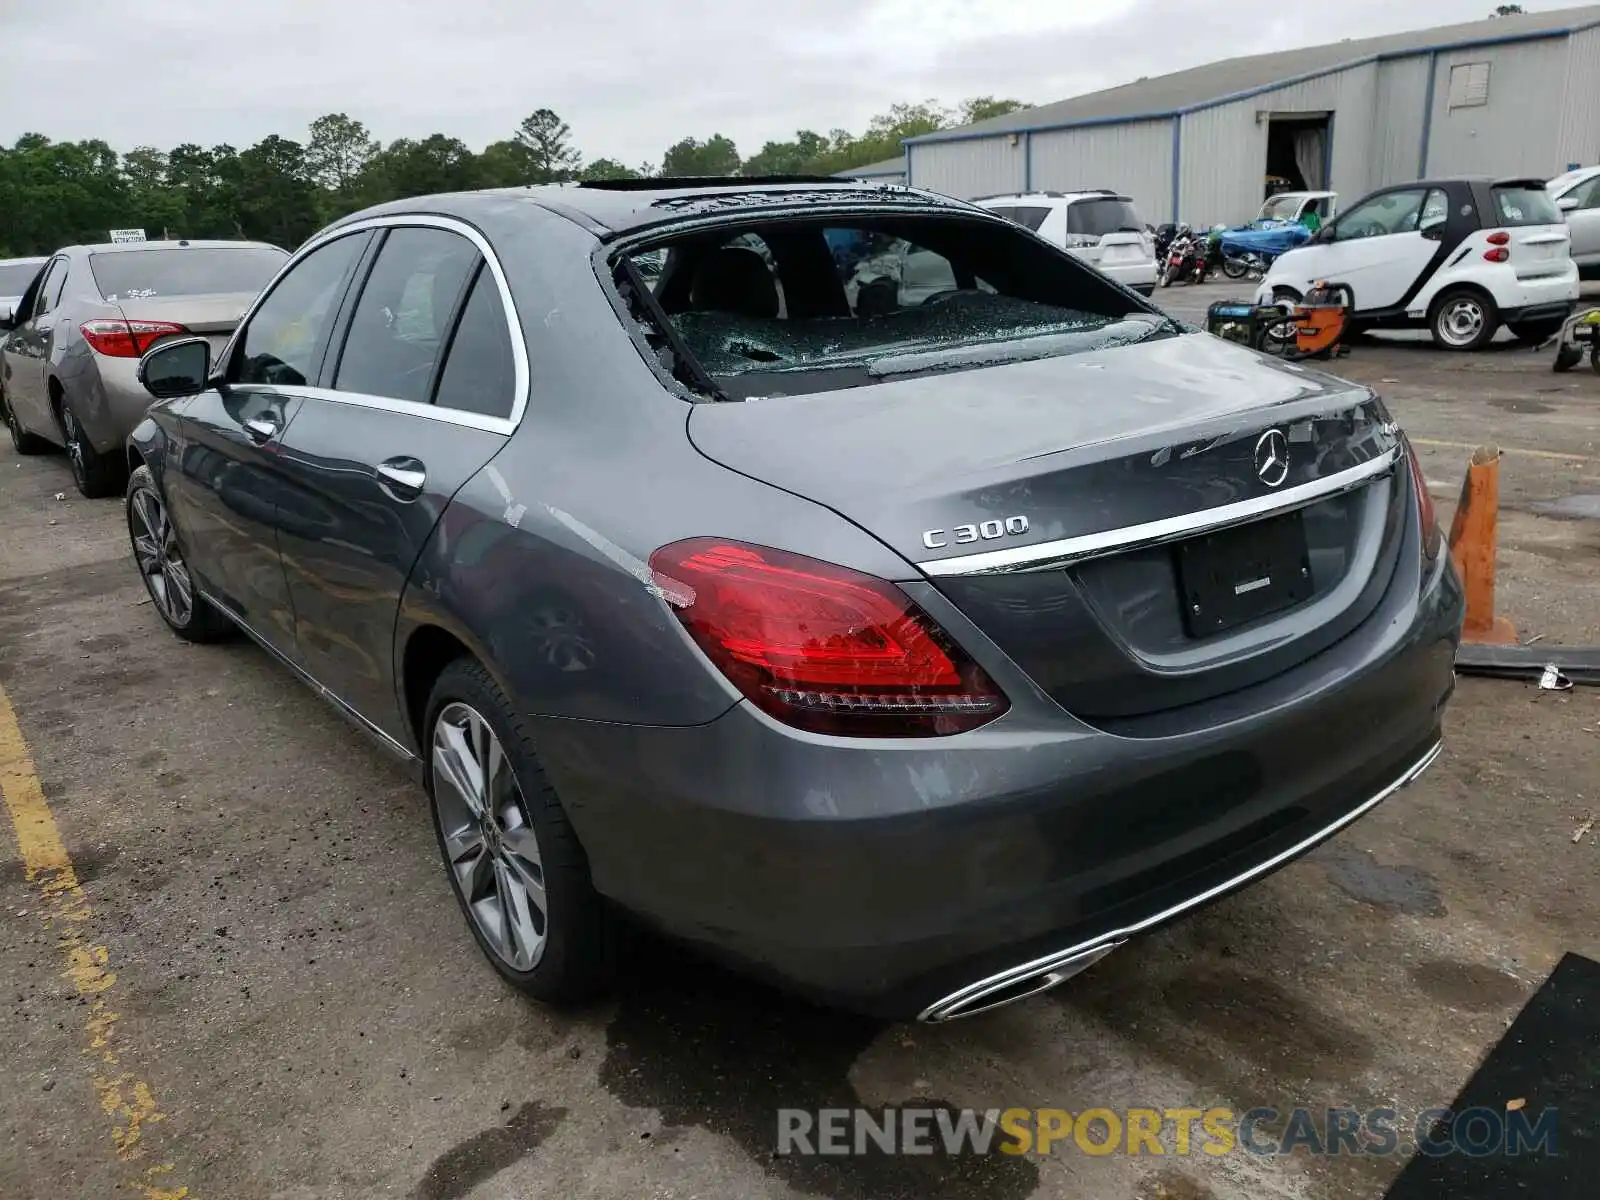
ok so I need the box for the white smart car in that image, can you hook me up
[975,191,1158,294]
[1256,176,1578,350]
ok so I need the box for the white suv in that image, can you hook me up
[974,191,1157,294]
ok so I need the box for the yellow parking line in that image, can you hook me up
[1410,437,1593,463]
[0,682,195,1200]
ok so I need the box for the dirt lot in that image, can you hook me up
[2,283,1598,1200]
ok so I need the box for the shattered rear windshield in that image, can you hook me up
[617,213,1170,397]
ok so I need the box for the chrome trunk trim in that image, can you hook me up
[917,446,1400,577]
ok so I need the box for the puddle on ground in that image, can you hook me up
[1531,494,1600,521]
[1313,844,1446,917]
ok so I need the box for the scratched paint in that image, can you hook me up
[0,682,195,1200]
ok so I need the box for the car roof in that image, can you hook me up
[0,255,48,267]
[972,191,1128,204]
[54,239,286,256]
[327,179,978,239]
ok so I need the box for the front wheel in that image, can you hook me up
[426,657,615,1003]
[126,465,233,642]
[1222,257,1249,280]
[1430,289,1498,351]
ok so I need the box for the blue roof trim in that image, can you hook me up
[903,22,1595,148]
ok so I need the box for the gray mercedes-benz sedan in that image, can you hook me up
[0,238,287,495]
[124,178,1464,1021]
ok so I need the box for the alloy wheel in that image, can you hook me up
[1438,298,1486,348]
[432,702,548,972]
[61,408,86,485]
[129,486,194,626]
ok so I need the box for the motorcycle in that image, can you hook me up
[1160,225,1209,287]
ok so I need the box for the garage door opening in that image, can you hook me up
[1265,113,1331,197]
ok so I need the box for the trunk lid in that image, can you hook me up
[115,292,256,357]
[688,333,1405,721]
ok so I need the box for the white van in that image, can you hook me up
[974,191,1158,294]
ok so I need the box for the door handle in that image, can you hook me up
[376,458,427,499]
[243,414,280,443]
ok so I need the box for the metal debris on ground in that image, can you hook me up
[1540,664,1574,691]
[1574,817,1595,844]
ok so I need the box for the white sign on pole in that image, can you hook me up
[108,228,147,244]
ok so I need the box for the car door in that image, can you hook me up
[167,229,372,654]
[1314,187,1445,311]
[271,221,520,741]
[1561,174,1600,268]
[4,257,68,436]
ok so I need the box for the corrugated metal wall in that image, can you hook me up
[1177,62,1379,228]
[1424,38,1571,176]
[1373,58,1431,185]
[1028,120,1175,222]
[1557,26,1600,168]
[908,28,1600,214]
[905,138,1025,199]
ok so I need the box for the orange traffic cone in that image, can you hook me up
[1447,445,1518,646]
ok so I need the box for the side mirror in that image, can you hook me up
[1558,195,1580,213]
[0,305,15,331]
[138,336,211,400]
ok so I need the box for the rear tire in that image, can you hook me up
[2,390,48,455]
[126,465,234,642]
[60,399,124,498]
[1223,257,1249,280]
[425,657,615,1004]
[1429,288,1498,351]
[1553,344,1582,372]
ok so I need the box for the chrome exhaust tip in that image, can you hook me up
[919,941,1122,1023]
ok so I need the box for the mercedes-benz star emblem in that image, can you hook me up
[1254,429,1290,488]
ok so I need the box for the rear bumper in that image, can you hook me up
[1099,260,1158,290]
[534,534,1464,1019]
[1501,300,1578,326]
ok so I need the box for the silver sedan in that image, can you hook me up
[0,239,287,496]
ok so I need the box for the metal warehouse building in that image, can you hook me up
[903,5,1600,227]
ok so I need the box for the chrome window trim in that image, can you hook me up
[918,446,1400,578]
[919,739,1443,1022]
[221,214,527,437]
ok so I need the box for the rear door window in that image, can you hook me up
[332,227,479,403]
[1009,206,1052,232]
[1493,185,1563,226]
[432,267,517,419]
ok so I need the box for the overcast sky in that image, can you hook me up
[0,0,1590,165]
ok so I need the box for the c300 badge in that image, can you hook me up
[922,516,1030,550]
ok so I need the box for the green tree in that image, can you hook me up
[306,112,378,192]
[578,157,640,181]
[476,140,531,188]
[1491,4,1524,14]
[360,135,481,203]
[232,135,320,248]
[956,96,1029,125]
[122,146,184,238]
[660,134,741,177]
[741,130,832,176]
[514,109,581,183]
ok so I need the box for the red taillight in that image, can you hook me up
[1400,433,1438,554]
[1483,247,1510,263]
[80,319,189,358]
[649,538,1008,737]
[1486,231,1511,245]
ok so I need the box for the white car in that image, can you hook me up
[1256,176,1578,350]
[975,191,1157,294]
[1546,166,1600,278]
